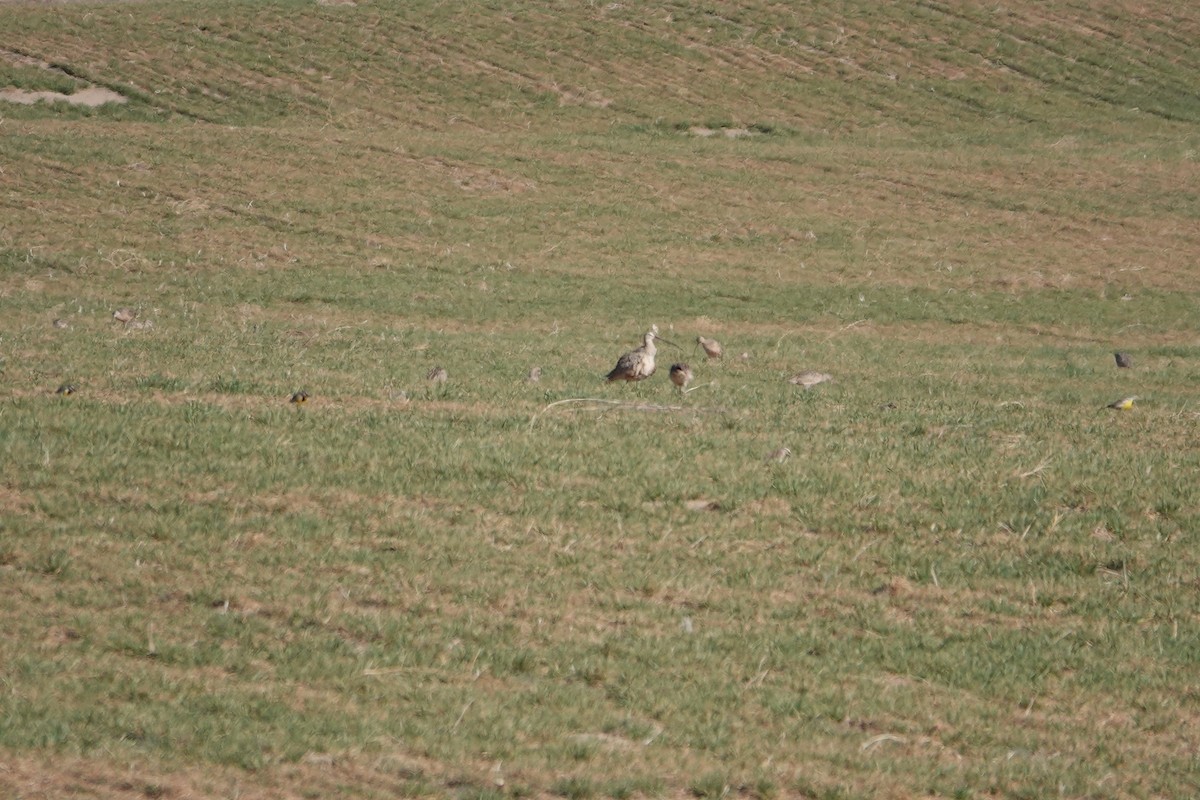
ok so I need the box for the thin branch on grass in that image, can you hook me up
[1017,457,1052,479]
[528,397,724,428]
[451,700,474,733]
[822,319,868,343]
[861,733,905,751]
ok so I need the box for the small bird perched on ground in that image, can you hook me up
[788,370,833,390]
[289,390,309,405]
[765,446,792,463]
[1107,395,1137,410]
[112,308,136,325]
[427,366,448,384]
[696,335,723,360]
[607,329,668,382]
[52,318,70,329]
[669,362,693,392]
[1114,352,1132,369]
[55,384,76,396]
[526,366,542,383]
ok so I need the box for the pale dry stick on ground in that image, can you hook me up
[1017,457,1052,479]
[528,397,727,429]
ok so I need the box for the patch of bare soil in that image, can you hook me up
[0,46,126,106]
[0,86,126,106]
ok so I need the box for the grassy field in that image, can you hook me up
[2,1,1199,798]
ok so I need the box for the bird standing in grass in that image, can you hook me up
[526,366,542,383]
[788,370,833,390]
[669,362,693,392]
[604,328,681,383]
[55,384,76,396]
[112,308,136,325]
[1114,352,1132,369]
[765,447,792,463]
[427,366,448,384]
[697,335,723,360]
[289,390,310,405]
[606,329,663,383]
[1107,395,1137,410]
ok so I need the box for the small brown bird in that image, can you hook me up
[52,318,70,329]
[696,335,723,360]
[289,391,309,405]
[55,383,76,396]
[1114,352,1132,369]
[112,308,136,325]
[606,330,661,383]
[427,366,448,384]
[765,446,792,463]
[669,362,693,392]
[788,370,833,390]
[526,366,542,383]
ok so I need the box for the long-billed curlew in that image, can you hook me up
[669,362,693,392]
[696,335,723,360]
[606,328,676,382]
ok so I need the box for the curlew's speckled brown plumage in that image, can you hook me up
[607,330,659,382]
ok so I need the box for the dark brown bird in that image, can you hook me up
[669,362,693,392]
[1114,352,1132,369]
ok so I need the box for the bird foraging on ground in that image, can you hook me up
[1114,352,1132,369]
[1107,395,1137,410]
[289,390,309,405]
[112,308,136,325]
[427,366,448,384]
[55,384,76,396]
[669,362,693,392]
[788,370,833,390]
[765,446,792,463]
[606,328,672,383]
[696,335,723,360]
[526,366,542,383]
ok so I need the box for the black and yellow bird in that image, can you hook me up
[289,391,310,405]
[55,383,76,396]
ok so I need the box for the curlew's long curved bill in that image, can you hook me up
[652,333,682,350]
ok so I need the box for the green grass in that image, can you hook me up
[2,1,1200,798]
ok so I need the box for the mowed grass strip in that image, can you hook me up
[2,0,1200,798]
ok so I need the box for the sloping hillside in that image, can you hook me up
[3,0,1199,130]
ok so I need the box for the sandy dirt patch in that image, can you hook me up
[0,86,126,106]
